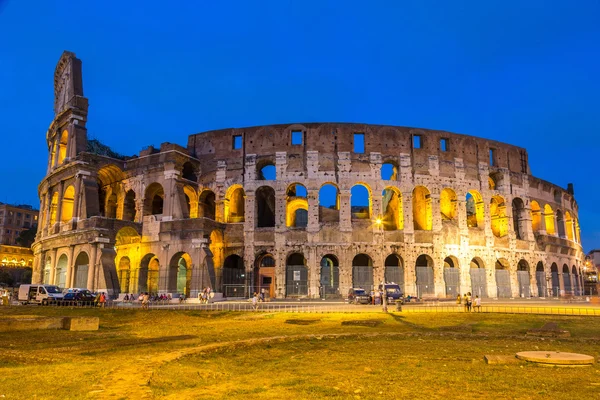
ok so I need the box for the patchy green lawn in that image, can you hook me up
[0,307,599,399]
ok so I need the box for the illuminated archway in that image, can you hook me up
[565,211,574,241]
[169,252,192,296]
[382,187,403,230]
[440,188,457,221]
[225,185,245,223]
[198,189,216,220]
[118,256,131,293]
[512,198,526,240]
[318,183,339,223]
[183,185,198,219]
[60,185,75,223]
[544,204,556,235]
[320,254,340,297]
[54,254,68,288]
[49,192,59,226]
[490,195,508,238]
[530,200,541,232]
[466,190,484,228]
[351,184,371,220]
[57,130,68,165]
[144,183,164,216]
[412,186,432,230]
[254,253,275,298]
[139,254,160,294]
[73,252,89,289]
[286,184,308,228]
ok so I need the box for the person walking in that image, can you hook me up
[141,292,149,310]
[456,294,462,306]
[99,292,106,308]
[473,295,481,312]
[466,292,472,312]
[252,292,259,311]
[463,294,468,312]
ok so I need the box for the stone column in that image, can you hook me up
[486,265,497,298]
[87,243,98,290]
[307,189,319,232]
[402,190,414,235]
[66,245,76,288]
[431,191,442,232]
[49,248,58,285]
[275,188,286,231]
[54,181,65,232]
[32,250,43,284]
[339,189,351,232]
[162,169,182,220]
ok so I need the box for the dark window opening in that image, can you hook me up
[233,135,242,150]
[489,148,496,166]
[440,138,449,152]
[413,135,422,149]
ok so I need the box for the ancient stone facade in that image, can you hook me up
[32,52,586,299]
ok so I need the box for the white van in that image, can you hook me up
[18,284,64,305]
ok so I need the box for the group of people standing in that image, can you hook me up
[457,292,481,312]
[199,287,212,304]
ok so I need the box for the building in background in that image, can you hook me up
[584,251,599,295]
[0,203,39,246]
[32,52,587,299]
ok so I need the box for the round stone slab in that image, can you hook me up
[516,351,595,366]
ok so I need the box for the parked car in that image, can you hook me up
[347,288,371,304]
[58,290,96,306]
[378,283,403,303]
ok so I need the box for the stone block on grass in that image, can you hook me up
[63,316,99,331]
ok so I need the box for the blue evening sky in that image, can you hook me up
[1,1,599,249]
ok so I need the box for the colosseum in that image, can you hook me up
[32,51,586,300]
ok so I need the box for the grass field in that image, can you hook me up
[1,307,599,399]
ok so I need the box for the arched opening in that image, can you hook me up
[470,258,487,298]
[222,254,245,297]
[286,253,308,297]
[381,161,398,180]
[490,195,508,238]
[443,256,460,298]
[562,264,572,295]
[254,253,275,299]
[54,254,68,288]
[544,204,556,235]
[550,263,560,296]
[512,198,526,240]
[382,187,403,230]
[517,259,530,297]
[495,259,511,298]
[286,184,308,228]
[256,186,275,227]
[572,265,580,295]
[49,192,59,226]
[258,162,276,180]
[225,185,245,223]
[106,192,118,219]
[535,262,546,297]
[556,210,565,237]
[530,201,541,232]
[565,211,574,241]
[488,176,496,190]
[416,255,434,296]
[198,190,216,220]
[351,184,371,220]
[319,183,339,223]
[182,162,197,182]
[413,186,432,230]
[183,185,198,219]
[466,190,484,228]
[118,256,131,293]
[352,254,373,291]
[384,254,404,293]
[123,190,136,221]
[61,185,75,223]
[169,253,192,297]
[440,188,457,221]
[74,252,90,289]
[320,254,340,298]
[57,130,68,165]
[139,254,160,294]
[144,183,164,216]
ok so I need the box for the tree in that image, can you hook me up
[16,224,37,248]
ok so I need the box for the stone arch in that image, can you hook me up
[495,258,511,298]
[352,253,374,291]
[351,183,372,220]
[256,186,275,228]
[319,183,339,223]
[384,254,404,292]
[382,186,403,230]
[122,190,136,222]
[490,195,508,238]
[320,254,340,298]
[169,252,193,296]
[516,259,530,297]
[415,254,434,296]
[572,265,580,295]
[222,254,245,297]
[198,189,216,220]
[106,190,118,219]
[512,197,526,240]
[183,185,198,219]
[544,204,556,235]
[440,188,457,221]
[225,184,245,223]
[209,230,224,272]
[562,264,572,295]
[57,129,68,165]
[144,183,164,216]
[535,261,546,297]
[556,209,565,237]
[286,253,308,297]
[286,183,308,228]
[550,263,560,296]
[488,175,496,190]
[470,257,487,298]
[98,165,125,217]
[139,253,160,294]
[565,211,574,241]
[49,192,59,226]
[530,200,541,232]
[466,190,484,228]
[73,251,90,289]
[443,256,460,297]
[182,161,198,182]
[254,253,275,298]
[54,254,68,288]
[413,186,432,230]
[60,185,75,223]
[118,256,131,293]
[257,160,276,180]
[381,160,399,180]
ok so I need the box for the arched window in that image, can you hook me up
[320,255,340,297]
[495,259,511,298]
[61,185,75,223]
[466,190,484,228]
[530,200,541,232]
[556,210,565,237]
[286,253,308,297]
[256,186,275,227]
[565,211,574,241]
[517,259,530,297]
[490,195,508,238]
[182,162,197,182]
[106,192,118,219]
[225,185,245,223]
[512,198,526,240]
[286,184,308,228]
[352,254,373,291]
[257,162,276,180]
[382,187,403,230]
[381,161,398,180]
[57,130,68,165]
[544,204,556,235]
[123,190,136,221]
[384,254,404,291]
[318,184,339,223]
[440,188,457,221]
[412,186,432,230]
[144,183,164,216]
[535,262,546,297]
[351,184,371,220]
[470,258,487,298]
[443,256,460,298]
[183,186,198,219]
[415,255,434,296]
[198,190,216,220]
[49,192,59,226]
